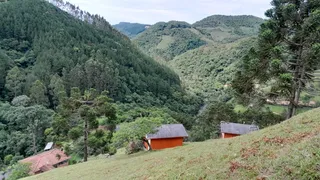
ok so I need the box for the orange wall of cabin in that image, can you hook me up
[145,137,184,150]
[222,133,240,138]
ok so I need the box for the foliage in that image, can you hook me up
[232,0,320,119]
[190,102,237,141]
[52,88,117,161]
[88,130,113,155]
[193,15,264,37]
[134,15,263,101]
[7,163,30,180]
[0,0,200,117]
[170,38,256,100]
[0,101,53,162]
[134,21,206,61]
[112,115,177,153]
[238,108,284,128]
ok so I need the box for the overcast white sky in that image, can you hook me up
[66,0,272,25]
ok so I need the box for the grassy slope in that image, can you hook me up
[25,108,320,180]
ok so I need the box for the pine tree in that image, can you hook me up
[30,80,49,107]
[5,66,24,99]
[49,75,66,109]
[233,0,320,119]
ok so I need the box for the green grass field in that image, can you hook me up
[235,104,314,115]
[25,108,320,180]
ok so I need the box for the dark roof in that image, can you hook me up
[220,122,259,135]
[146,124,188,139]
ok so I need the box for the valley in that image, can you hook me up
[0,0,319,179]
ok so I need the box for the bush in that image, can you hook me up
[7,163,30,180]
[108,146,117,155]
[9,155,23,166]
[4,155,13,165]
[125,141,144,154]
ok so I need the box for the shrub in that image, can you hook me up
[7,163,30,180]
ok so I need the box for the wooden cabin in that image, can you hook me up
[220,122,259,138]
[19,148,70,174]
[144,124,188,150]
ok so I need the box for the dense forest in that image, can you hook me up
[0,0,202,173]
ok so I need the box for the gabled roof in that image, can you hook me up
[146,124,188,139]
[20,149,70,174]
[220,122,259,135]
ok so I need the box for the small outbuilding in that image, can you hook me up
[19,149,70,174]
[144,124,188,150]
[220,122,259,138]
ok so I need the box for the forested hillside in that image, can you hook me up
[170,37,257,99]
[134,15,264,100]
[193,15,264,42]
[113,22,150,38]
[134,21,206,62]
[0,0,201,112]
[0,0,202,172]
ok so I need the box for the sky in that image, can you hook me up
[66,0,272,25]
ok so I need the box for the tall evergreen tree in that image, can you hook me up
[232,0,320,119]
[49,75,66,109]
[5,66,24,99]
[30,80,49,107]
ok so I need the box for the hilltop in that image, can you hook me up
[134,21,206,62]
[25,108,320,179]
[193,15,264,42]
[113,22,150,38]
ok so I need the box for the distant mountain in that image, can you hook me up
[192,15,264,42]
[113,22,150,38]
[133,21,206,62]
[133,15,264,100]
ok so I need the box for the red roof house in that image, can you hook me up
[19,149,70,174]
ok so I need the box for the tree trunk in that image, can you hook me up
[287,45,305,119]
[84,119,88,162]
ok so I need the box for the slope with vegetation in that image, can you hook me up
[133,16,264,100]
[25,108,320,180]
[134,21,206,62]
[0,0,202,174]
[193,15,264,43]
[0,0,201,112]
[113,22,150,38]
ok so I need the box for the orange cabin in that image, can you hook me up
[144,124,188,150]
[220,122,259,139]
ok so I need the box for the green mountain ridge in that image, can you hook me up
[133,21,206,62]
[133,15,264,100]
